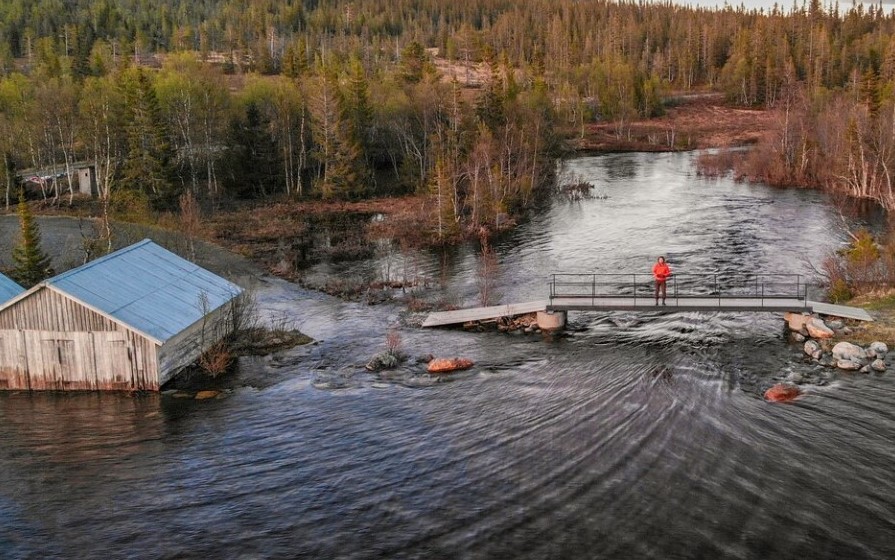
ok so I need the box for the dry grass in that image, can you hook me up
[840,291,895,345]
[198,341,234,377]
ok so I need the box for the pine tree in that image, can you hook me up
[11,195,54,288]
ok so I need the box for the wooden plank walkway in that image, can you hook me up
[422,301,547,328]
[808,300,874,322]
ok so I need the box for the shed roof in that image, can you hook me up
[18,239,242,343]
[0,272,24,303]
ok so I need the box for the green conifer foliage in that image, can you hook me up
[11,196,54,288]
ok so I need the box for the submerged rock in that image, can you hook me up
[804,340,822,358]
[869,342,889,358]
[427,358,474,374]
[366,352,401,371]
[832,341,867,363]
[836,359,862,371]
[806,318,834,339]
[872,359,887,372]
[195,390,220,400]
[765,383,801,403]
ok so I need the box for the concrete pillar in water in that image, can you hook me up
[537,310,567,331]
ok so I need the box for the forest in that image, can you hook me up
[3,0,895,242]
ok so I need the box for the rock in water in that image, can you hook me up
[836,359,862,371]
[832,341,867,363]
[792,333,806,343]
[427,358,474,374]
[195,390,220,400]
[806,318,834,339]
[869,341,889,358]
[804,340,822,358]
[872,359,887,372]
[765,384,801,403]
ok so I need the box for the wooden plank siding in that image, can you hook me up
[157,301,233,386]
[0,287,128,332]
[0,287,160,391]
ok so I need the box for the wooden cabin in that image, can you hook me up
[0,240,243,391]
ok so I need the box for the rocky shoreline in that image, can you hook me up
[766,313,890,402]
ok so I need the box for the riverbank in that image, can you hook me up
[573,92,774,153]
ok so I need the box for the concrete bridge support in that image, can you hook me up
[537,310,567,332]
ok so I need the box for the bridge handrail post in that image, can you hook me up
[715,274,720,307]
[592,274,596,307]
[633,274,637,306]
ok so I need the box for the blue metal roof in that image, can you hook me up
[46,239,243,343]
[0,273,24,303]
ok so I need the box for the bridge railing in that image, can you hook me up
[549,273,808,305]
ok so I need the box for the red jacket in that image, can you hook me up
[653,262,671,281]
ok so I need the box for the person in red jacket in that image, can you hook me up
[652,256,672,305]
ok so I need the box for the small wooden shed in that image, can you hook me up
[77,165,98,196]
[0,273,24,304]
[0,240,243,391]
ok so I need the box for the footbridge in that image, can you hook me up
[421,273,873,328]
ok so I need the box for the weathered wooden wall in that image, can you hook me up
[157,301,233,387]
[0,287,159,391]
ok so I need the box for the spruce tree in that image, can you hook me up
[11,195,54,288]
[120,68,176,209]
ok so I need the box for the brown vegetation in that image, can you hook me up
[578,93,774,152]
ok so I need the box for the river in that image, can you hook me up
[2,151,894,559]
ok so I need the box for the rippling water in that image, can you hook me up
[2,152,894,559]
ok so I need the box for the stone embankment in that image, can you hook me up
[766,312,890,403]
[462,312,556,335]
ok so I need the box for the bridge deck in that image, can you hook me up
[421,297,873,328]
[421,301,548,328]
[548,297,810,312]
[808,301,874,321]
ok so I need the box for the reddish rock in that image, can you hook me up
[427,358,474,374]
[195,390,221,400]
[764,383,801,403]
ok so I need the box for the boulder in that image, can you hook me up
[872,359,887,372]
[195,390,220,400]
[806,318,834,339]
[804,340,822,358]
[792,332,806,343]
[836,359,862,371]
[366,352,400,371]
[784,312,811,333]
[832,341,867,363]
[764,383,801,403]
[827,319,845,330]
[427,358,474,374]
[869,342,889,358]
